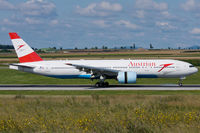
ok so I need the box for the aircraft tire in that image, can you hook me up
[179,83,183,87]
[104,82,109,87]
[95,82,109,87]
[95,82,100,87]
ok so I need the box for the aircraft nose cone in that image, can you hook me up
[194,67,198,73]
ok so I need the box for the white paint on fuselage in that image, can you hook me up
[13,59,198,79]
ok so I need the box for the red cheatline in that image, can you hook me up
[158,63,173,72]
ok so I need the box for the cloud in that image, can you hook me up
[192,36,200,39]
[190,28,200,34]
[115,20,139,30]
[181,0,196,11]
[0,0,58,28]
[133,0,171,19]
[99,2,122,11]
[135,0,168,11]
[135,10,145,18]
[76,2,122,16]
[161,11,171,18]
[0,0,14,10]
[135,32,144,36]
[1,27,7,31]
[175,43,192,48]
[19,0,57,18]
[181,0,200,17]
[50,19,59,25]
[25,17,42,24]
[65,24,71,28]
[156,22,176,30]
[92,20,109,28]
[2,18,19,26]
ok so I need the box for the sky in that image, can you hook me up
[0,0,200,49]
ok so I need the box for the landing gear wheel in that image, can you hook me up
[95,82,100,87]
[104,82,109,87]
[178,77,185,87]
[178,83,183,87]
[95,82,109,87]
[99,82,104,87]
[95,82,104,87]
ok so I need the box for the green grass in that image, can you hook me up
[181,59,200,66]
[0,64,8,67]
[0,90,199,95]
[0,68,199,85]
[0,95,200,132]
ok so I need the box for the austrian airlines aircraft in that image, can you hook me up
[9,33,198,87]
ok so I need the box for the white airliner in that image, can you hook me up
[9,33,198,87]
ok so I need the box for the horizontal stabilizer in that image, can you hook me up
[9,64,35,70]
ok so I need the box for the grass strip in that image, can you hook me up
[0,90,200,95]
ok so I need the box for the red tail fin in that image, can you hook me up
[9,32,43,63]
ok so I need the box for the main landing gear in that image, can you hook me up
[95,75,109,87]
[95,82,109,87]
[178,77,185,87]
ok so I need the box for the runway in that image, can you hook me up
[0,85,200,90]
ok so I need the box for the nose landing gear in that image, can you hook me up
[178,77,185,87]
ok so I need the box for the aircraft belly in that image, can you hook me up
[34,68,91,79]
[46,74,91,79]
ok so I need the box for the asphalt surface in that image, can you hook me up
[0,85,200,90]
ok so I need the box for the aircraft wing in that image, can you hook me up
[66,63,119,77]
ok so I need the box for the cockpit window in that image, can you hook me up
[189,65,194,67]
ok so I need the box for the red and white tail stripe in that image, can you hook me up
[9,32,43,63]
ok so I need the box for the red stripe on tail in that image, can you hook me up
[18,52,43,63]
[9,33,21,39]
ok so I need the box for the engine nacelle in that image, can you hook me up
[117,71,137,84]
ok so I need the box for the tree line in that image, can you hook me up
[0,44,14,49]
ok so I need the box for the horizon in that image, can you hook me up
[1,43,200,50]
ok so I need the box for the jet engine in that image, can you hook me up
[117,71,137,84]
